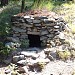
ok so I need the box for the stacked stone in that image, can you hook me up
[11,11,66,47]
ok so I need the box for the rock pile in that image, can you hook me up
[0,46,75,75]
[11,48,53,75]
[11,10,67,47]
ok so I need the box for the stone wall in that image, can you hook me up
[11,10,66,47]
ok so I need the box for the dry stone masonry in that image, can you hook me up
[11,10,67,47]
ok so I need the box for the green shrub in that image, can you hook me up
[0,42,9,57]
[21,39,29,48]
[0,42,16,59]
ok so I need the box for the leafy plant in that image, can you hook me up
[0,42,10,58]
[0,42,17,59]
[21,39,29,48]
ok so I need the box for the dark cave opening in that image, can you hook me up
[28,34,41,47]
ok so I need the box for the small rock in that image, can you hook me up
[18,66,29,74]
[24,16,30,19]
[19,55,25,60]
[40,36,47,40]
[13,56,20,63]
[47,54,54,61]
[33,19,41,24]
[54,26,60,28]
[56,32,65,40]
[21,51,39,58]
[41,30,48,35]
[17,60,27,66]
[5,69,11,74]
[36,58,50,63]
[12,27,26,33]
[6,37,19,43]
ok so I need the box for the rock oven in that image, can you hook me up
[11,10,66,48]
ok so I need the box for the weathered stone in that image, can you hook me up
[20,35,28,39]
[11,15,20,21]
[55,32,65,40]
[50,41,55,47]
[46,54,54,61]
[13,33,20,37]
[36,58,50,63]
[13,56,20,63]
[12,27,26,33]
[20,26,26,29]
[17,60,27,66]
[11,10,67,47]
[46,44,52,48]
[33,20,41,24]
[41,30,48,35]
[23,23,33,27]
[5,69,11,74]
[25,19,33,24]
[33,28,37,32]
[18,66,29,74]
[53,29,59,32]
[18,18,25,23]
[46,34,54,38]
[54,25,60,28]
[20,32,27,35]
[34,24,41,26]
[27,28,32,31]
[48,17,56,22]
[24,16,30,19]
[27,31,40,35]
[44,48,51,55]
[19,55,25,60]
[12,21,20,24]
[6,37,19,43]
[21,51,39,58]
[47,28,53,32]
[40,36,47,40]
[70,50,75,58]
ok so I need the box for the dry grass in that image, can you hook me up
[53,3,75,33]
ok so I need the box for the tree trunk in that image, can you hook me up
[21,0,25,12]
[1,0,8,6]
